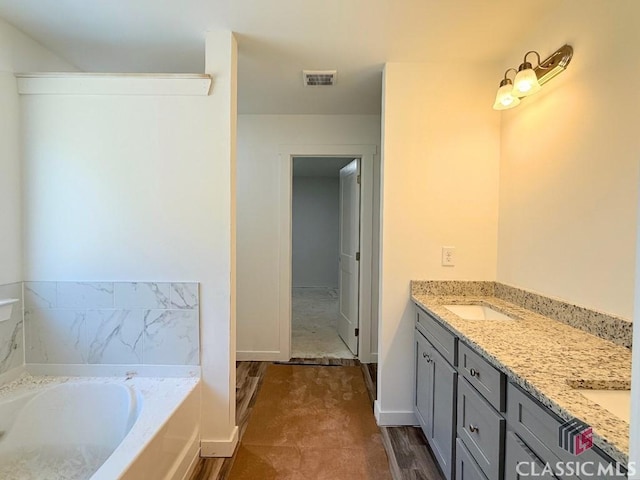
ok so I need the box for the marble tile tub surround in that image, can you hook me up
[24,282,199,366]
[411,280,632,349]
[0,282,24,376]
[411,280,632,464]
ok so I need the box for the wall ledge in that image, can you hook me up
[15,72,212,96]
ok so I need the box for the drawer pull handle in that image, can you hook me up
[469,368,479,378]
[468,425,479,433]
[422,352,432,363]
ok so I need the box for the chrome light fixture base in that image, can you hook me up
[534,44,573,85]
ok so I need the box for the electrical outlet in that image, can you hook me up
[442,246,456,266]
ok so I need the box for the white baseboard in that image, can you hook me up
[236,350,284,361]
[374,400,417,426]
[369,352,378,363]
[200,426,239,457]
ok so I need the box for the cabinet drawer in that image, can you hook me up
[458,342,505,411]
[456,438,488,480]
[507,382,626,479]
[416,306,457,365]
[505,430,557,479]
[457,377,505,480]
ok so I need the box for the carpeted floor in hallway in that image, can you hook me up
[227,364,392,480]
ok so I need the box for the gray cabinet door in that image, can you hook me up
[416,329,457,480]
[505,431,558,479]
[430,346,457,480]
[456,438,489,480]
[415,330,434,432]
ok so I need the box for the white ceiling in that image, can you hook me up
[0,0,558,114]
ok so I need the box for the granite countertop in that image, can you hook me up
[411,292,632,465]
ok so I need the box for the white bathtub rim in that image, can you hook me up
[92,376,200,479]
[0,381,139,459]
[0,374,200,480]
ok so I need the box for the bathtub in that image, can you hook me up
[0,373,200,480]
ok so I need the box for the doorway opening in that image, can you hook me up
[278,143,377,363]
[291,156,359,358]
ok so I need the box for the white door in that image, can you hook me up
[338,159,360,355]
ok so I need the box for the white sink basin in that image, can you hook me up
[442,304,515,321]
[575,389,631,423]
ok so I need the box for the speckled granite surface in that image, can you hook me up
[411,281,496,297]
[495,283,632,349]
[411,281,632,348]
[410,281,632,465]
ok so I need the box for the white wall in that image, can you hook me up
[490,1,640,472]
[377,62,501,423]
[632,187,640,478]
[292,176,340,288]
[0,72,21,286]
[20,31,237,455]
[0,17,76,285]
[497,0,640,321]
[237,114,381,359]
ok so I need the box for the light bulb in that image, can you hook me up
[513,62,541,97]
[493,81,520,110]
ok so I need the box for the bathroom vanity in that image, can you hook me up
[412,281,631,480]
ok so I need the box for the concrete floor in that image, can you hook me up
[291,287,354,358]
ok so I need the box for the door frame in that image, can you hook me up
[279,144,377,363]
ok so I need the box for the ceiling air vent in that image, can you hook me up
[303,70,337,86]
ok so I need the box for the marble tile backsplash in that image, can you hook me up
[24,282,200,366]
[0,282,24,376]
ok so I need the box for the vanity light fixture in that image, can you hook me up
[493,68,520,110]
[493,44,573,110]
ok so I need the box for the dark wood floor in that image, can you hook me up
[189,359,444,480]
